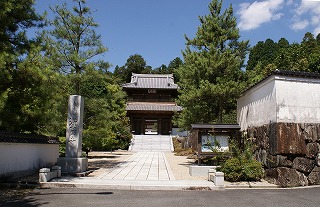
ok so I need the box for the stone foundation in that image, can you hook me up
[248,123,320,187]
[57,157,88,174]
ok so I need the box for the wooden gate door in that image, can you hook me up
[160,119,171,135]
[132,119,143,135]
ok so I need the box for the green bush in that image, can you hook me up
[219,157,264,182]
[242,159,264,181]
[58,136,66,157]
[216,135,264,182]
[219,158,242,182]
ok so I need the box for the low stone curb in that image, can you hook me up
[39,180,223,191]
[39,181,320,191]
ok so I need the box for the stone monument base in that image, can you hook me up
[57,157,88,174]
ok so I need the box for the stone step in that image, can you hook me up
[130,135,172,152]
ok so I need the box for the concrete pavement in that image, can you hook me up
[43,151,218,190]
[98,151,175,181]
[41,135,277,190]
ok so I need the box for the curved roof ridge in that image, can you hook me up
[122,73,178,89]
[131,73,174,78]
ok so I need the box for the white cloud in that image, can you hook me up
[237,0,285,31]
[313,26,320,35]
[311,15,320,25]
[286,0,294,5]
[295,0,320,15]
[291,0,320,35]
[291,19,309,30]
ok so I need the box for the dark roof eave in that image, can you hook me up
[242,70,320,95]
[191,124,240,130]
[122,85,179,90]
[127,109,182,112]
[0,131,60,144]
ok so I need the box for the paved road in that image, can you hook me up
[2,187,320,207]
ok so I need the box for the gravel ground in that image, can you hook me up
[164,152,207,180]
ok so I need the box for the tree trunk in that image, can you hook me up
[75,65,81,95]
[217,98,223,123]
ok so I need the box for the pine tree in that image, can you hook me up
[114,54,152,83]
[175,0,249,129]
[0,0,56,133]
[0,0,43,54]
[43,0,131,149]
[43,0,108,94]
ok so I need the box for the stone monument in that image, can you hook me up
[57,95,88,174]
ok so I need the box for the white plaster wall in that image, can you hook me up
[275,76,320,123]
[237,76,277,130]
[0,143,59,175]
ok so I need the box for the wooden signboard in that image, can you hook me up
[191,124,240,165]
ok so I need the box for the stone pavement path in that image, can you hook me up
[46,149,217,191]
[98,151,175,181]
[44,146,275,190]
[43,135,233,190]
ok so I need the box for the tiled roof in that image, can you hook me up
[243,70,320,94]
[126,102,183,112]
[0,131,59,144]
[122,73,179,89]
[272,69,320,78]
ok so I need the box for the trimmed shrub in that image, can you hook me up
[219,157,264,182]
[217,135,264,182]
[242,159,264,181]
[220,158,242,182]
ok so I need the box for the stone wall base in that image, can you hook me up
[189,165,218,176]
[248,122,320,187]
[57,157,88,174]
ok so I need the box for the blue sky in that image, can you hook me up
[34,0,320,71]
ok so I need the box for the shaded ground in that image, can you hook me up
[0,185,35,203]
[0,170,39,202]
[87,150,134,177]
[0,150,133,202]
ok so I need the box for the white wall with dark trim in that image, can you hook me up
[0,142,59,176]
[237,74,320,130]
